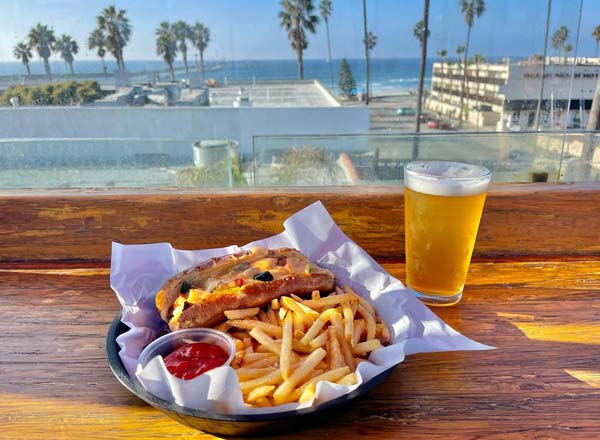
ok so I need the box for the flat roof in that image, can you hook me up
[207,81,339,108]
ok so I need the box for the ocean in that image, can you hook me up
[0,58,433,94]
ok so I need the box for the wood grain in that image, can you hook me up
[0,183,599,263]
[1,260,600,439]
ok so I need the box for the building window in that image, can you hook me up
[511,112,520,125]
[528,112,535,128]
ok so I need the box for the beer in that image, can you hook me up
[404,161,491,306]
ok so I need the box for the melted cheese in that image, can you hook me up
[196,253,311,292]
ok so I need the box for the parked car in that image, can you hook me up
[396,107,416,116]
[427,120,439,129]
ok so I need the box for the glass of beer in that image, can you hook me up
[404,161,491,306]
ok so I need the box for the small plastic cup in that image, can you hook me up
[138,328,236,372]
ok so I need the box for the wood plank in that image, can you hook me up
[0,183,599,262]
[1,260,599,439]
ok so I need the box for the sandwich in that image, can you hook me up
[155,246,335,331]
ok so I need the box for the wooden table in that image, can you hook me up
[1,184,599,439]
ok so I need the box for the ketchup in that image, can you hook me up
[163,342,229,380]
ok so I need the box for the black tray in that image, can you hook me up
[105,312,396,436]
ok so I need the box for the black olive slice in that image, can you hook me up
[180,281,192,294]
[253,271,274,282]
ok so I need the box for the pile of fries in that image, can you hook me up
[214,285,390,407]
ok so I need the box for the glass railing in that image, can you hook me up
[0,137,239,189]
[0,131,598,189]
[252,131,600,186]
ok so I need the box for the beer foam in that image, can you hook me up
[404,161,491,196]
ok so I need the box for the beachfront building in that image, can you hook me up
[426,57,600,131]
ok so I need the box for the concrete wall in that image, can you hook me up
[0,106,369,158]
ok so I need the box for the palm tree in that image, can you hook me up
[88,28,108,75]
[593,26,600,57]
[28,23,56,79]
[279,0,319,80]
[96,4,132,71]
[413,0,430,134]
[535,0,552,130]
[319,0,334,89]
[156,21,178,81]
[457,45,465,62]
[551,25,569,62]
[191,22,210,79]
[564,43,573,61]
[55,34,79,76]
[173,20,192,76]
[13,42,32,76]
[363,31,377,104]
[437,48,447,76]
[458,0,485,126]
[361,0,370,104]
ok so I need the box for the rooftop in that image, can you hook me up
[207,80,340,108]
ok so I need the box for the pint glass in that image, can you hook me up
[404,161,492,306]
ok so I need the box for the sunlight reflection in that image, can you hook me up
[0,268,109,276]
[497,313,600,346]
[564,369,600,388]
[511,322,600,345]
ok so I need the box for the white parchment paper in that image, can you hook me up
[110,201,492,415]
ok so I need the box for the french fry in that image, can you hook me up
[379,323,391,344]
[271,298,280,310]
[309,328,329,348]
[243,346,254,356]
[234,339,244,353]
[353,339,382,355]
[292,310,305,334]
[243,337,252,349]
[292,366,350,401]
[258,310,269,323]
[352,319,366,346]
[266,308,278,326]
[280,313,293,380]
[230,330,250,341]
[235,367,277,381]
[300,308,338,345]
[214,321,231,333]
[246,385,276,403]
[290,293,304,302]
[281,296,319,323]
[254,396,272,407]
[330,312,355,371]
[344,285,376,317]
[239,369,283,394]
[243,352,273,363]
[249,328,282,355]
[228,320,284,338]
[302,293,356,310]
[224,307,260,320]
[336,372,357,386]
[299,382,316,403]
[327,327,345,370]
[272,348,327,405]
[357,304,376,340]
[342,301,354,344]
[311,290,320,300]
[243,355,279,369]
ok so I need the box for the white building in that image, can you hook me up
[426,58,600,131]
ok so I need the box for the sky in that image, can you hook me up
[0,0,599,62]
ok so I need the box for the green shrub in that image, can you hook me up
[0,81,102,106]
[177,155,247,188]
